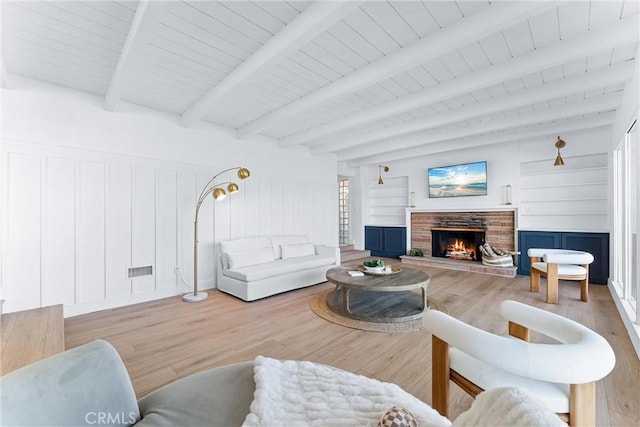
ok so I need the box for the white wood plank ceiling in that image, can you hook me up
[2,1,638,166]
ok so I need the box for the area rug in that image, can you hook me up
[308,289,447,333]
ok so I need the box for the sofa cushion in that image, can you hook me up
[531,262,587,276]
[270,235,309,259]
[0,340,140,427]
[220,237,272,268]
[227,247,275,269]
[281,243,316,259]
[224,254,335,282]
[450,348,569,413]
[137,362,254,427]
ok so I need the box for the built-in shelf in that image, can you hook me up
[522,181,607,190]
[370,195,410,199]
[519,152,609,233]
[521,166,607,177]
[521,197,608,203]
[369,175,409,226]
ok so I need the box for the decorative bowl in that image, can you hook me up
[363,259,385,273]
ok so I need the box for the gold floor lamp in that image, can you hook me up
[183,166,251,302]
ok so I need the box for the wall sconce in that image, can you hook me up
[378,165,389,185]
[554,136,566,166]
[505,184,512,205]
[184,167,251,302]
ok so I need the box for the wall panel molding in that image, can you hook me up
[1,141,338,316]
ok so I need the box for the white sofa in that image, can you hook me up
[216,235,340,301]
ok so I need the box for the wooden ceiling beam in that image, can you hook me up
[104,0,167,111]
[237,1,558,138]
[283,13,639,148]
[311,61,634,154]
[335,92,622,161]
[346,113,615,167]
[180,1,364,127]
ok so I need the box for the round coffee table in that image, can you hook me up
[325,266,429,323]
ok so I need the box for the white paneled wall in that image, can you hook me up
[0,77,339,317]
[2,142,337,317]
[44,157,75,306]
[6,153,41,312]
[156,170,178,291]
[106,164,132,299]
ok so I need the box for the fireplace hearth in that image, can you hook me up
[431,227,485,262]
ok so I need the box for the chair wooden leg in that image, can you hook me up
[530,257,541,293]
[530,269,540,293]
[432,335,450,419]
[580,265,589,302]
[569,382,596,426]
[546,263,559,304]
[508,321,530,342]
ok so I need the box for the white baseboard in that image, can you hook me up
[64,281,217,318]
[608,279,640,359]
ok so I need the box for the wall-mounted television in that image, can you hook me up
[428,161,487,198]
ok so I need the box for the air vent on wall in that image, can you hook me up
[128,266,153,278]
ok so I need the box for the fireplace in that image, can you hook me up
[431,228,485,262]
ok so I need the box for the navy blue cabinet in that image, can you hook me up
[517,231,609,284]
[365,226,407,258]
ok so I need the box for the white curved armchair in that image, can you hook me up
[425,300,615,426]
[528,248,594,304]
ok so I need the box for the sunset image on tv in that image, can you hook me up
[428,161,487,198]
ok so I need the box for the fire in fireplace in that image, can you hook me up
[431,228,485,262]
[447,239,476,260]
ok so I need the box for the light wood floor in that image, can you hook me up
[65,261,640,425]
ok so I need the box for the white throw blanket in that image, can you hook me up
[242,356,451,427]
[451,387,566,427]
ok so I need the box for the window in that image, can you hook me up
[339,178,349,245]
[612,119,639,334]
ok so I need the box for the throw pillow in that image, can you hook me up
[377,405,419,427]
[227,247,274,269]
[270,235,309,258]
[281,243,316,259]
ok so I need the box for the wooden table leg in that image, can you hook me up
[343,288,352,314]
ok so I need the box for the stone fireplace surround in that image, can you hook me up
[407,209,516,256]
[402,209,517,277]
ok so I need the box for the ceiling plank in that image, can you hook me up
[237,1,559,138]
[180,1,364,127]
[311,60,634,154]
[282,13,639,147]
[104,0,167,111]
[346,113,615,167]
[336,92,622,161]
[1,52,8,88]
